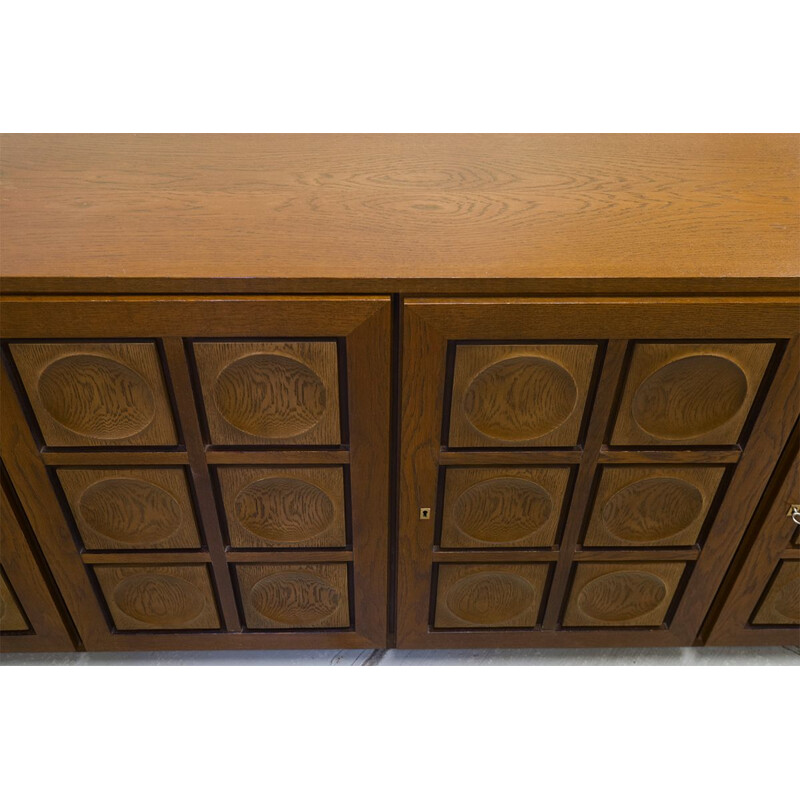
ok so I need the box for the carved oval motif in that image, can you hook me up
[251,572,341,625]
[445,572,535,625]
[233,477,334,542]
[600,477,704,543]
[78,478,183,544]
[213,354,327,439]
[463,356,578,441]
[453,478,553,543]
[631,355,748,440]
[38,354,155,439]
[112,574,206,626]
[578,571,668,623]
[772,578,800,622]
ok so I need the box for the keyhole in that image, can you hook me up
[419,507,431,520]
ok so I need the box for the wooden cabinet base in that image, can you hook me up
[1,134,798,651]
[0,297,390,651]
[1,470,75,651]
[396,298,799,648]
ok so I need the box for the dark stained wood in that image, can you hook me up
[2,134,798,653]
[0,471,76,651]
[611,342,775,446]
[441,448,741,466]
[439,467,571,549]
[0,295,391,650]
[235,563,350,630]
[573,550,700,563]
[751,561,800,625]
[159,336,241,631]
[429,549,701,564]
[562,562,687,627]
[542,341,628,629]
[581,466,726,549]
[193,341,341,446]
[93,564,221,631]
[398,297,799,648]
[433,564,550,628]
[42,451,190,466]
[597,448,741,465]
[2,135,797,295]
[1,361,116,649]
[448,344,598,448]
[704,420,800,645]
[433,551,558,564]
[9,341,178,448]
[670,338,800,641]
[0,295,387,338]
[205,450,349,465]
[82,552,212,564]
[56,467,202,551]
[227,551,353,564]
[439,450,583,465]
[216,466,347,550]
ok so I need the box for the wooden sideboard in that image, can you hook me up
[1,134,798,651]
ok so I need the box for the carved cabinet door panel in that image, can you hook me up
[397,297,800,648]
[705,423,800,645]
[0,296,390,650]
[1,470,75,651]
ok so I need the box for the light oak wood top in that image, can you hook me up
[1,134,798,293]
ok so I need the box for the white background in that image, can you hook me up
[1,2,797,798]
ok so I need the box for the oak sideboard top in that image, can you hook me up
[1,133,798,294]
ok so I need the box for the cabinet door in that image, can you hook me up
[0,296,390,650]
[398,297,799,648]
[1,470,75,651]
[705,423,800,645]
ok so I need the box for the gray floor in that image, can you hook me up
[1,645,798,665]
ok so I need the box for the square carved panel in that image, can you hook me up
[440,467,571,549]
[93,565,220,631]
[0,571,29,632]
[434,563,550,628]
[563,562,686,627]
[752,560,800,626]
[583,466,726,548]
[611,342,775,446]
[57,468,202,551]
[217,467,346,549]
[9,342,178,447]
[448,344,598,448]
[193,341,341,446]
[235,564,350,629]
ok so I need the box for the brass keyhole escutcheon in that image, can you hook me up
[419,507,431,520]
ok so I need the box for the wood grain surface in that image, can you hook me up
[704,422,800,645]
[611,342,775,446]
[192,341,340,446]
[582,466,726,549]
[563,562,687,627]
[56,467,202,551]
[0,295,391,650]
[0,472,75,650]
[216,466,346,549]
[751,560,800,626]
[2,134,798,294]
[448,344,598,448]
[397,297,799,648]
[433,564,550,628]
[9,342,178,447]
[440,467,571,549]
[235,563,350,629]
[93,565,221,631]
